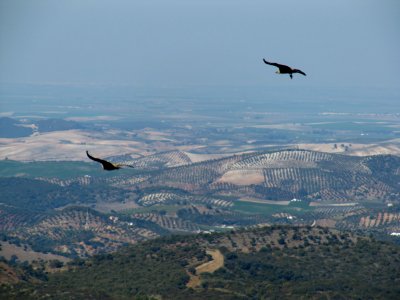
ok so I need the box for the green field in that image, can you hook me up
[232,200,313,216]
[0,160,134,180]
[121,204,184,215]
[309,121,393,132]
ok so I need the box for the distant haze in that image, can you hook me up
[0,0,399,88]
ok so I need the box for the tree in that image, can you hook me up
[49,259,64,269]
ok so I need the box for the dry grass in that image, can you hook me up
[217,169,264,185]
[0,262,19,284]
[0,130,142,161]
[297,142,400,156]
[315,219,337,228]
[0,129,202,161]
[1,126,399,162]
[184,152,229,163]
[94,200,139,213]
[0,241,70,263]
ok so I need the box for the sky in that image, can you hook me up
[0,0,399,88]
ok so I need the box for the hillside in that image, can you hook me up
[36,118,84,132]
[1,226,399,299]
[0,117,85,139]
[0,117,33,138]
[2,149,399,204]
[145,149,400,203]
[1,149,400,259]
[0,204,169,258]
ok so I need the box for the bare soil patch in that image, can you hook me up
[217,169,264,185]
[186,249,224,288]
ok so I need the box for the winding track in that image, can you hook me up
[187,249,224,288]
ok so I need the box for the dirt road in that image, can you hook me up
[186,249,224,288]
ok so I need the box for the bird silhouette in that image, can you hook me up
[263,59,306,79]
[86,151,134,171]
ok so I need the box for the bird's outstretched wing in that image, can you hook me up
[293,69,306,76]
[86,151,105,164]
[115,163,135,169]
[263,59,287,69]
[86,151,119,170]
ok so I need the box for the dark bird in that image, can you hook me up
[263,59,306,79]
[86,151,134,171]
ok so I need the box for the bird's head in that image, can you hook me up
[275,70,280,74]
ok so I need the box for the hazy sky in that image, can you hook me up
[0,0,399,88]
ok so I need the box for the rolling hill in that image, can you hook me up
[1,149,399,259]
[134,149,400,203]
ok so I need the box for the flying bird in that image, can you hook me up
[86,151,134,171]
[263,59,306,79]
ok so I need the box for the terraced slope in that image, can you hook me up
[132,213,200,232]
[137,191,232,208]
[122,150,192,169]
[151,150,400,202]
[1,149,399,260]
[4,150,398,203]
[2,207,168,257]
